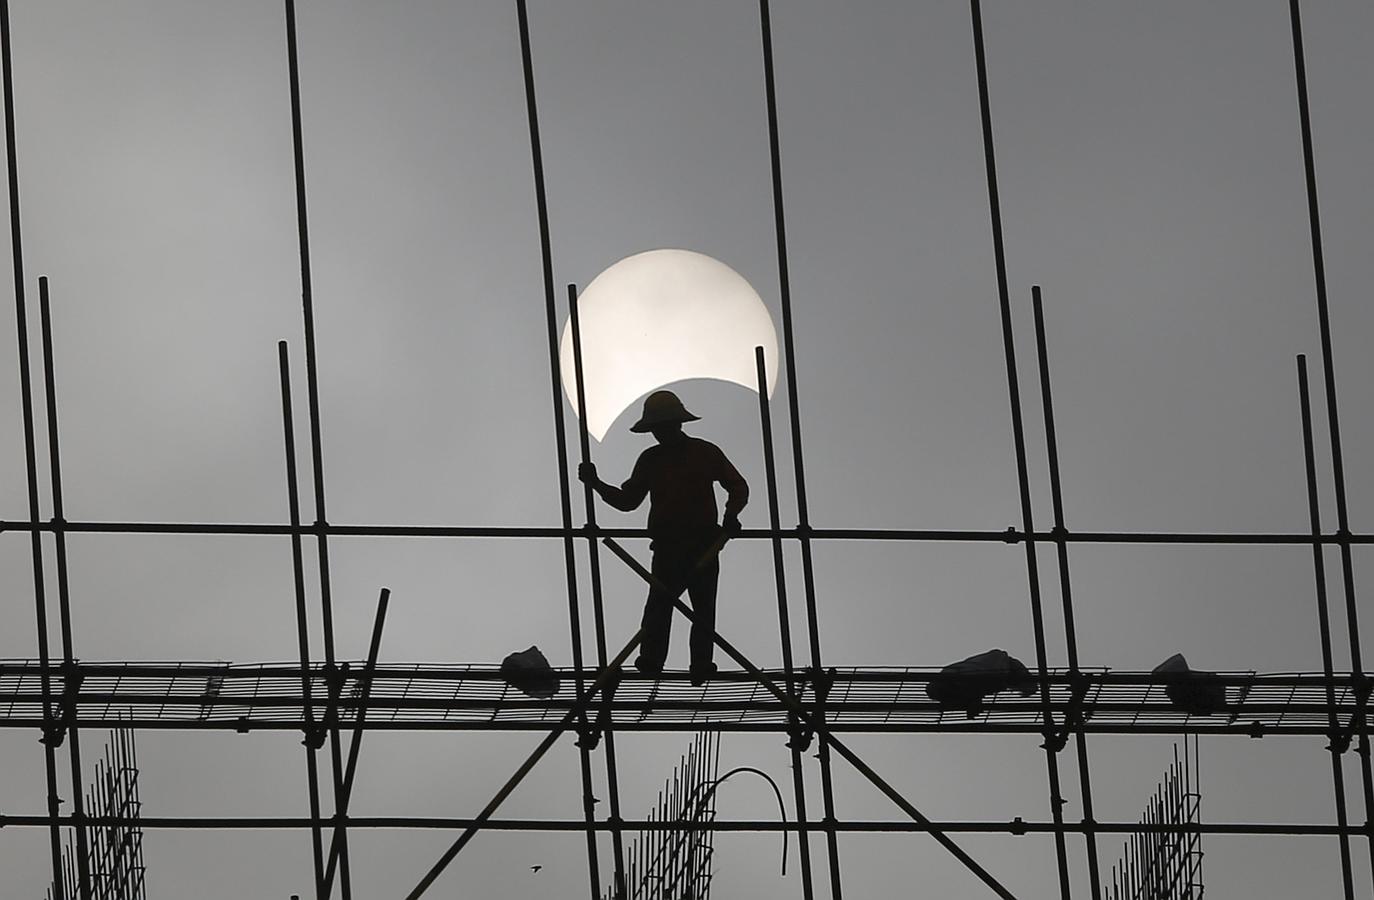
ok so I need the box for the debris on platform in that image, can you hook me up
[1153,653,1226,716]
[926,648,1036,717]
[500,645,560,698]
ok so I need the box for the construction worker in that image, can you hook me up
[579,390,748,685]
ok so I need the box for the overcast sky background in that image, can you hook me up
[1,1,1372,897]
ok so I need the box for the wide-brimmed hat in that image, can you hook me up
[630,390,700,433]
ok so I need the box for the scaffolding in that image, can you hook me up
[1,1,1370,898]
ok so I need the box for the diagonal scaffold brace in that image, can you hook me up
[403,532,1019,900]
[322,586,392,896]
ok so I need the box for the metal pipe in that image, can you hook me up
[0,2,66,892]
[756,4,845,894]
[37,278,93,899]
[1031,287,1102,898]
[0,813,1360,836]
[968,4,1071,894]
[279,342,328,898]
[1297,355,1355,899]
[513,1,605,895]
[1287,0,1374,880]
[323,588,391,894]
[567,281,628,894]
[5,518,1374,546]
[756,345,816,900]
[281,2,352,893]
[0,712,1354,737]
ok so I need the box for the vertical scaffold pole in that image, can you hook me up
[1297,355,1355,900]
[567,282,630,896]
[281,4,352,894]
[0,1,67,891]
[1031,287,1103,899]
[517,2,604,895]
[968,4,1072,897]
[1286,1,1374,883]
[757,4,845,894]
[37,278,93,900]
[756,345,816,900]
[279,342,328,899]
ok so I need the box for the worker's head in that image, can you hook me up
[630,390,698,441]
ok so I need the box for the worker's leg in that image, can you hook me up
[635,545,682,673]
[686,553,720,675]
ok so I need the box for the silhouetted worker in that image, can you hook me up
[579,390,748,685]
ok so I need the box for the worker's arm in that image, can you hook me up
[716,448,749,532]
[578,461,649,512]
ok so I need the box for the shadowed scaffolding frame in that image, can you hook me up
[1,1,1371,898]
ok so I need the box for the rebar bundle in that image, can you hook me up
[45,728,146,900]
[604,732,720,900]
[1109,738,1203,900]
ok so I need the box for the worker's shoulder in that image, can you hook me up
[633,442,666,464]
[685,436,737,467]
[684,435,726,455]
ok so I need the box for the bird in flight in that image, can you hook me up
[530,865,542,873]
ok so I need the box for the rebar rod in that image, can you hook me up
[757,4,844,894]
[968,4,1071,894]
[1297,355,1355,899]
[1032,288,1102,898]
[1286,0,1374,881]
[0,2,66,893]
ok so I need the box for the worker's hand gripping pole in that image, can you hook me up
[403,540,729,900]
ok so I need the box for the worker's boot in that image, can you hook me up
[689,661,717,687]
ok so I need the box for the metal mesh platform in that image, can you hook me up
[0,661,1363,735]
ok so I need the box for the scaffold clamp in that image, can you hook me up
[39,721,65,747]
[303,724,327,750]
[1043,673,1091,752]
[575,667,620,749]
[1330,673,1374,751]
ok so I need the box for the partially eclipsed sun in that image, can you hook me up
[560,249,780,441]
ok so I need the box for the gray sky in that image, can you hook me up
[2,1,1373,896]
